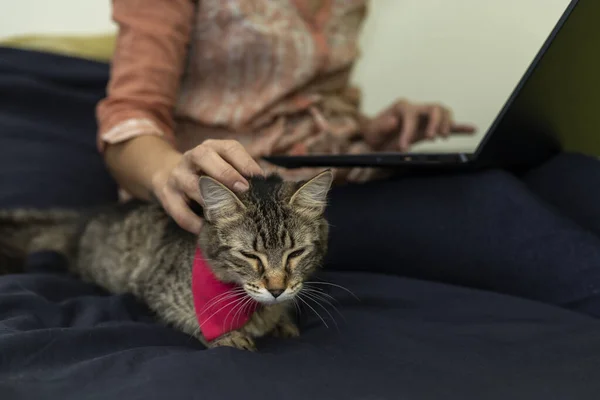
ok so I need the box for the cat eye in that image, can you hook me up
[288,249,305,259]
[239,251,264,274]
[240,251,260,260]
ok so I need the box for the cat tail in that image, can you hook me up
[0,209,80,274]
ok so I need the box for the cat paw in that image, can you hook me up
[272,321,300,338]
[209,331,256,351]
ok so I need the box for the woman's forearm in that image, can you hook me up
[98,0,195,201]
[104,135,183,201]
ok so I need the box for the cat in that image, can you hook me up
[0,170,333,351]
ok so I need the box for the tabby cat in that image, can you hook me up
[0,170,333,351]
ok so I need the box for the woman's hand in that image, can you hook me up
[151,139,263,234]
[363,100,476,151]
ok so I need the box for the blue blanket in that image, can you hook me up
[1,48,599,400]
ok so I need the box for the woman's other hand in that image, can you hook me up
[363,100,476,151]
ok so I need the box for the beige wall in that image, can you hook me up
[0,0,572,152]
[0,0,114,37]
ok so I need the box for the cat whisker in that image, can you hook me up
[300,290,341,330]
[292,298,301,316]
[200,296,247,328]
[193,256,217,262]
[200,286,245,308]
[197,289,246,317]
[223,297,243,332]
[223,296,251,331]
[224,294,251,332]
[302,287,340,304]
[305,281,360,301]
[301,289,345,322]
[296,293,329,329]
[228,295,254,332]
[198,293,244,317]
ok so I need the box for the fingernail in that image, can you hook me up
[233,181,249,192]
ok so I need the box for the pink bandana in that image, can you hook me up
[192,248,259,341]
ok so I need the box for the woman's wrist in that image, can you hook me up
[149,149,182,201]
[104,135,182,201]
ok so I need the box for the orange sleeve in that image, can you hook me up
[96,0,195,152]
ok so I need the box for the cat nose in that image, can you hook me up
[268,289,284,298]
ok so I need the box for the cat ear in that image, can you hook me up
[289,170,333,218]
[199,176,246,223]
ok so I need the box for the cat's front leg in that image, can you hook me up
[207,304,296,351]
[271,311,300,338]
[208,331,256,351]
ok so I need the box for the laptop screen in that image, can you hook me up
[490,0,600,158]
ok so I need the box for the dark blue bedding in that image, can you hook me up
[1,47,600,400]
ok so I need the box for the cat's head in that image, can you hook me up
[198,170,333,305]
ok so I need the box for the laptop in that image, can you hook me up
[264,0,600,174]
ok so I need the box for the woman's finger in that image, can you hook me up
[161,189,203,234]
[425,105,443,139]
[210,140,265,178]
[450,123,477,134]
[170,164,204,206]
[397,105,419,150]
[186,145,250,193]
[364,110,398,147]
[440,108,452,137]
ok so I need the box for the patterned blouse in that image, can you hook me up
[97,0,379,182]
